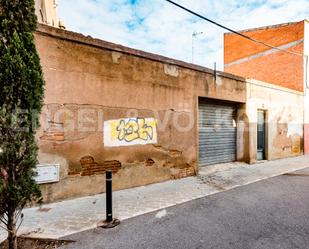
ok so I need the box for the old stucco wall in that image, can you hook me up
[34,25,246,202]
[238,79,304,163]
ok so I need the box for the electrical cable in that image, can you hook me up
[165,0,305,58]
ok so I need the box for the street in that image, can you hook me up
[61,168,309,249]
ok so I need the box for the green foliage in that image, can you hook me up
[0,0,45,220]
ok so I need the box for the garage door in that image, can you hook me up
[199,99,237,166]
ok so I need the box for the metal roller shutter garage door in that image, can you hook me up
[199,100,237,166]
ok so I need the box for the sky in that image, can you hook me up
[57,0,309,70]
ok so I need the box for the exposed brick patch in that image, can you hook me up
[40,132,65,141]
[145,158,155,166]
[68,171,80,176]
[103,160,122,172]
[40,122,65,141]
[80,156,94,165]
[79,156,121,176]
[171,166,195,179]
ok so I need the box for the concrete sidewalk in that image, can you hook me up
[0,156,308,242]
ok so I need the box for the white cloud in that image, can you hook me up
[58,0,309,70]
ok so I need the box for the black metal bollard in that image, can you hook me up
[99,170,120,229]
[106,170,113,222]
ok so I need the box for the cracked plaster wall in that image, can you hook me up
[34,26,246,202]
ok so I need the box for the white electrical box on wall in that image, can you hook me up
[35,164,60,184]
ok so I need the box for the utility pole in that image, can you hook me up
[192,31,203,63]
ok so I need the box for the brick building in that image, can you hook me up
[224,20,309,155]
[33,25,304,202]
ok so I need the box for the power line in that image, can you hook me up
[165,0,305,58]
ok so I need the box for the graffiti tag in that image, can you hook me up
[117,118,153,142]
[104,117,157,147]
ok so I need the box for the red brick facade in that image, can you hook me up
[225,20,309,155]
[224,21,305,92]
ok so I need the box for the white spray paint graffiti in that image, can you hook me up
[104,117,157,147]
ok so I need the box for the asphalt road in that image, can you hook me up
[61,168,309,249]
